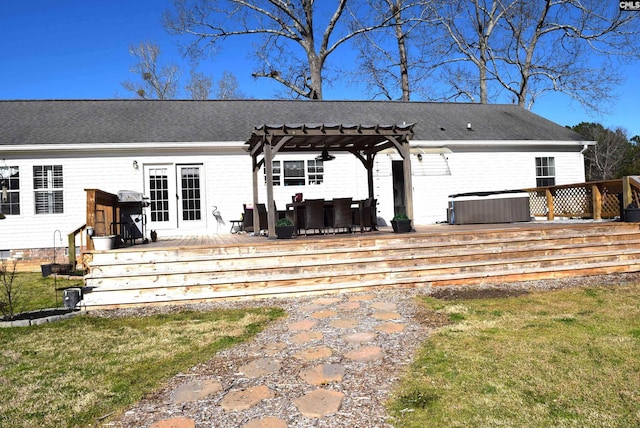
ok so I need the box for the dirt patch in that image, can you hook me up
[429,287,530,301]
[413,303,453,328]
[428,272,640,301]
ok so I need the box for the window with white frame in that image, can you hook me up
[0,166,20,215]
[307,159,324,184]
[535,157,556,187]
[265,160,324,186]
[263,160,282,186]
[283,160,305,186]
[33,165,64,214]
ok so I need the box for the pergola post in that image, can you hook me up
[366,153,375,199]
[251,153,260,233]
[264,142,276,239]
[399,142,414,223]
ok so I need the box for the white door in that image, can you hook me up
[144,164,206,231]
[176,164,206,230]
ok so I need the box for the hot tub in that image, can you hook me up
[448,191,531,225]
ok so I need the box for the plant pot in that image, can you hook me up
[40,263,73,277]
[391,219,412,233]
[624,208,640,222]
[92,235,116,250]
[275,225,295,239]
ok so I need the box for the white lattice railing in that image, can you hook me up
[523,176,640,220]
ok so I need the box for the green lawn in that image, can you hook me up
[388,283,640,427]
[0,306,285,427]
[1,271,82,316]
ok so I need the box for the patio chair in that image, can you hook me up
[243,203,268,233]
[274,201,294,222]
[303,199,326,235]
[330,197,353,234]
[355,198,378,232]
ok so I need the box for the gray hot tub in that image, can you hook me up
[448,191,531,225]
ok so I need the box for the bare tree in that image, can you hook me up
[423,0,518,104]
[423,1,640,110]
[164,0,391,100]
[122,42,181,99]
[215,70,245,99]
[572,122,630,180]
[186,69,213,99]
[498,1,639,111]
[348,0,435,101]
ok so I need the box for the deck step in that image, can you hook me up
[82,222,640,308]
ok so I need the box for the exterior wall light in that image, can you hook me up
[133,160,139,170]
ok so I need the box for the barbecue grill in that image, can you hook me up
[114,190,149,245]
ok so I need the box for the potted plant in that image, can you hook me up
[275,218,295,239]
[391,213,412,233]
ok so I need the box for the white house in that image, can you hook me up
[0,99,592,263]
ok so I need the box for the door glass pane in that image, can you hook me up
[149,168,170,222]
[181,167,201,221]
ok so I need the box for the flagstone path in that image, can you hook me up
[106,289,430,428]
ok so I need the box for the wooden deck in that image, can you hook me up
[81,221,640,309]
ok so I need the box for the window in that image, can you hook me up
[535,157,556,187]
[33,165,63,214]
[272,161,281,186]
[265,160,323,186]
[0,166,20,215]
[283,160,305,186]
[263,161,281,186]
[307,159,324,184]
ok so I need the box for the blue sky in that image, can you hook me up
[1,0,638,137]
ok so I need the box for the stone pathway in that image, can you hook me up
[110,289,426,428]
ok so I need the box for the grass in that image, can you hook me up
[0,305,285,427]
[388,283,640,427]
[2,272,83,315]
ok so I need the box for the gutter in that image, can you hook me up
[0,141,247,154]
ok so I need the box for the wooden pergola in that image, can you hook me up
[245,123,416,238]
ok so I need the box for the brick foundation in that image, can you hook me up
[4,247,84,273]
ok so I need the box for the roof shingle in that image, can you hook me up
[0,99,587,145]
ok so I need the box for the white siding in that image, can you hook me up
[374,150,586,225]
[0,145,586,252]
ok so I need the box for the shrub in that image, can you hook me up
[0,259,21,319]
[276,218,294,226]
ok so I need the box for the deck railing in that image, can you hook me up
[523,176,640,220]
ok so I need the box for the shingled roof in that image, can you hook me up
[0,99,588,146]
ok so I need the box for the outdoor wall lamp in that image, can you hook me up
[417,153,423,161]
[132,160,139,170]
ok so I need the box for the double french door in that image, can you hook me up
[144,164,206,231]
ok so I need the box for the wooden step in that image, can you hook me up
[86,222,640,266]
[82,222,640,308]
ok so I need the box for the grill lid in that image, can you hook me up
[117,190,145,202]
